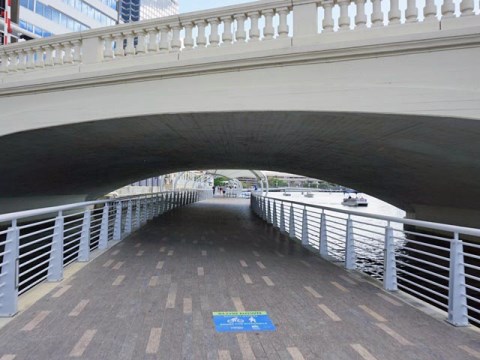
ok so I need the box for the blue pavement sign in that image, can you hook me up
[212,311,276,332]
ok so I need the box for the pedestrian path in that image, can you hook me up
[0,198,479,360]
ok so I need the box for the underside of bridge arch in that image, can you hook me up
[2,111,480,227]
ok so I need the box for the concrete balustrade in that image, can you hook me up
[0,0,478,76]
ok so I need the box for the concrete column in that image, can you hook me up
[82,36,104,64]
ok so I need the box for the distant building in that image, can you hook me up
[18,0,118,36]
[119,0,177,23]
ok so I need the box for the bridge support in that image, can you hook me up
[0,225,19,317]
[447,233,468,327]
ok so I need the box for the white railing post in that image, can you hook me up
[267,199,272,224]
[135,199,141,228]
[345,217,356,269]
[447,233,468,327]
[78,208,91,262]
[113,201,122,241]
[319,212,329,257]
[280,202,286,233]
[142,198,148,225]
[1,223,20,316]
[98,204,109,250]
[262,198,267,221]
[383,226,398,291]
[125,200,132,235]
[273,201,278,228]
[289,205,296,239]
[302,206,309,246]
[47,212,64,282]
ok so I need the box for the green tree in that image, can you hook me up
[214,176,229,187]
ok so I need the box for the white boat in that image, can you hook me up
[282,192,291,197]
[342,194,368,207]
[304,192,314,198]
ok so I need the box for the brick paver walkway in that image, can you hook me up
[0,198,479,360]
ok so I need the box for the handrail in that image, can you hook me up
[0,191,174,223]
[257,194,480,237]
[251,193,479,327]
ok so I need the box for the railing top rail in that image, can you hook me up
[0,0,302,53]
[254,194,480,237]
[0,190,191,223]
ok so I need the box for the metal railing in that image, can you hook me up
[251,194,480,327]
[0,189,211,317]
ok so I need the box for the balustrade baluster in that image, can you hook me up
[183,23,194,49]
[248,11,260,41]
[72,40,81,63]
[103,35,114,60]
[147,28,159,52]
[423,0,437,20]
[263,9,275,39]
[17,50,26,71]
[136,30,147,54]
[34,47,45,68]
[159,26,170,52]
[322,1,334,32]
[388,0,401,24]
[171,24,182,52]
[53,44,63,65]
[460,0,474,16]
[371,0,383,26]
[234,14,247,42]
[221,16,233,45]
[0,52,9,72]
[441,0,455,18]
[125,32,136,55]
[277,7,289,37]
[208,18,220,46]
[9,51,18,72]
[233,14,247,43]
[338,0,351,30]
[195,20,207,47]
[63,42,74,64]
[114,34,125,57]
[26,49,35,69]
[405,0,418,22]
[354,0,367,28]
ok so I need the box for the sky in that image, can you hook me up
[180,0,254,13]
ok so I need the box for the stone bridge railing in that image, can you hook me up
[0,0,478,76]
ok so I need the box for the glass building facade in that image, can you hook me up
[19,0,118,37]
[120,0,177,23]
